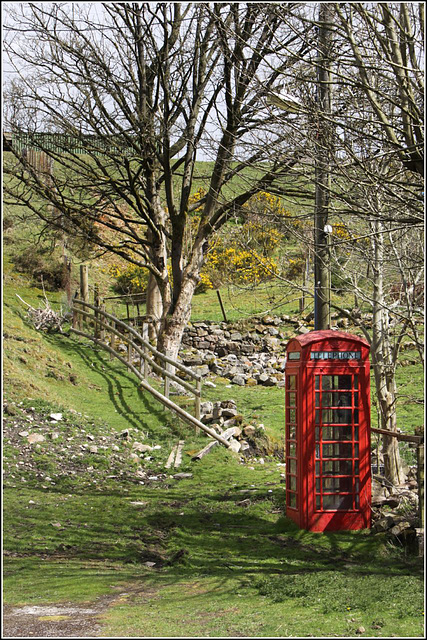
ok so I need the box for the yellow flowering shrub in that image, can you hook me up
[108,263,149,294]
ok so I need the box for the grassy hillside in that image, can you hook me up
[2,162,424,637]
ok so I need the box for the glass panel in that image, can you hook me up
[315,443,320,458]
[337,375,352,389]
[322,409,352,424]
[354,460,359,474]
[315,375,320,390]
[288,352,300,360]
[323,442,353,458]
[322,426,353,441]
[288,443,296,456]
[354,443,359,457]
[315,427,320,441]
[315,461,320,475]
[316,495,321,509]
[315,392,320,407]
[355,478,359,493]
[323,494,353,510]
[322,459,353,475]
[315,410,320,424]
[288,476,297,491]
[289,409,296,424]
[354,392,359,407]
[322,392,352,407]
[316,478,320,492]
[288,459,297,474]
[288,392,296,407]
[288,375,296,390]
[322,477,353,492]
[288,493,297,508]
[354,409,359,424]
[288,423,296,439]
[322,376,333,390]
[355,494,359,508]
[354,426,359,441]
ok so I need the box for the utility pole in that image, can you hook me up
[314,2,333,331]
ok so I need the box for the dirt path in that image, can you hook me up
[2,593,124,638]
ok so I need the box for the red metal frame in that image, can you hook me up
[284,330,371,532]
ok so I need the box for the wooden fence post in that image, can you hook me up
[80,265,89,330]
[110,320,116,359]
[94,284,100,339]
[417,441,424,528]
[99,303,106,341]
[142,322,149,379]
[195,378,201,435]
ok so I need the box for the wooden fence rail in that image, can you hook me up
[70,299,231,448]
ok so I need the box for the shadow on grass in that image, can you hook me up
[4,480,422,585]
[45,333,187,437]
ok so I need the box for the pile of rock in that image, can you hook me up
[180,316,296,387]
[371,468,422,552]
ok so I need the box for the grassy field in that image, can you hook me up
[2,162,424,637]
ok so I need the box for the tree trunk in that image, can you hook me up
[370,217,404,485]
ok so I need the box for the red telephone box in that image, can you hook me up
[284,330,371,532]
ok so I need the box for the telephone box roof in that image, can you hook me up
[287,330,370,349]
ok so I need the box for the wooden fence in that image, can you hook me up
[70,298,232,449]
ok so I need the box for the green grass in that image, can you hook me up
[2,171,424,637]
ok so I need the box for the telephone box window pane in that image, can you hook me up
[354,443,359,458]
[288,392,296,407]
[289,443,296,456]
[316,495,321,509]
[322,477,353,492]
[355,478,360,493]
[288,459,297,474]
[354,410,359,424]
[323,459,353,475]
[355,494,360,508]
[337,375,352,389]
[315,392,320,407]
[322,376,333,390]
[322,392,352,407]
[322,409,352,424]
[288,476,297,491]
[354,392,359,406]
[315,427,320,441]
[354,460,359,474]
[315,443,320,458]
[288,493,297,508]
[288,376,296,390]
[315,461,320,475]
[315,410,320,424]
[289,409,296,424]
[354,426,359,441]
[316,478,320,492]
[315,376,320,390]
[323,442,352,458]
[288,423,296,439]
[323,494,353,510]
[322,426,353,441]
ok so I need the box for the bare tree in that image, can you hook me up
[4,2,313,358]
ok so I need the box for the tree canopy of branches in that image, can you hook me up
[4,1,313,357]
